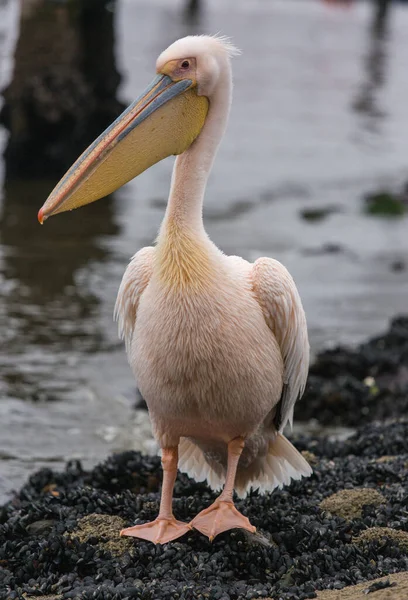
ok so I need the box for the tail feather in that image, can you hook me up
[178,437,224,491]
[178,433,312,498]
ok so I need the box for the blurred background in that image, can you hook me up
[0,0,407,503]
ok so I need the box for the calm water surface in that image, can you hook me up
[1,0,408,502]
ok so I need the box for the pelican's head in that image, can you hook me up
[38,35,239,223]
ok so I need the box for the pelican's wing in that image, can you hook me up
[252,257,309,431]
[114,246,155,350]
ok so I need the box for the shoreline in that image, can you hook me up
[1,316,408,600]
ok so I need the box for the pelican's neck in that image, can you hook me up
[159,72,232,238]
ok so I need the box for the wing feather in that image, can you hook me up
[252,257,309,431]
[114,246,154,351]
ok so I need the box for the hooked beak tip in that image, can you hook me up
[38,207,46,224]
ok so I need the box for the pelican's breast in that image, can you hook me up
[129,239,284,442]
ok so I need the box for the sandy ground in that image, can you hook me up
[316,571,408,600]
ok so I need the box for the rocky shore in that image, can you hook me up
[1,317,408,600]
[297,316,408,427]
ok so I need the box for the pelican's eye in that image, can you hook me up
[171,57,196,80]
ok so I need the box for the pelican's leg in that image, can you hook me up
[120,446,191,544]
[191,437,256,541]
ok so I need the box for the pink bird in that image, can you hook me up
[38,35,312,545]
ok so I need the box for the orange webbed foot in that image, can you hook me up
[191,500,256,541]
[120,517,191,545]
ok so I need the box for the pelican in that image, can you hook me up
[38,35,312,544]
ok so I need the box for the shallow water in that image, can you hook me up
[1,0,408,502]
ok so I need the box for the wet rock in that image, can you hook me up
[320,488,386,520]
[297,316,408,426]
[364,190,406,217]
[303,242,347,256]
[0,0,126,179]
[391,260,405,272]
[26,519,56,536]
[133,387,148,410]
[184,0,202,21]
[354,527,408,552]
[300,206,341,222]
[363,578,397,594]
[150,198,168,210]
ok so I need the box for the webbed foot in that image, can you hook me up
[121,517,191,544]
[191,500,255,541]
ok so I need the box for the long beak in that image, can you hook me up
[38,75,208,223]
